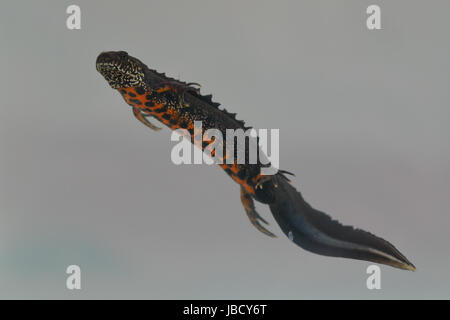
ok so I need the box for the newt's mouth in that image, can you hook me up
[96,51,128,67]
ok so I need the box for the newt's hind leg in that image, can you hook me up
[240,187,276,238]
[133,107,162,131]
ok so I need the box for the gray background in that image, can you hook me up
[1,0,449,299]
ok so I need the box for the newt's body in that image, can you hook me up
[96,51,415,271]
[118,83,266,198]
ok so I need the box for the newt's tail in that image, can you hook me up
[268,175,415,271]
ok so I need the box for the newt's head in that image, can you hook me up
[96,51,147,89]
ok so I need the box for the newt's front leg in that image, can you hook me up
[133,107,162,131]
[240,186,276,238]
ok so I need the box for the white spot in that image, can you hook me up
[288,231,294,241]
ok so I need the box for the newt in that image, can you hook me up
[96,51,415,271]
